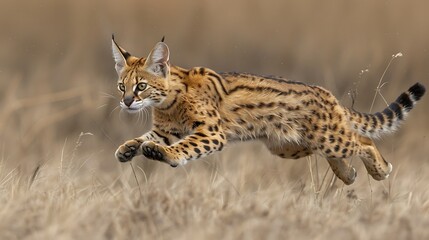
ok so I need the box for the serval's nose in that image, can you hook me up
[123,96,134,107]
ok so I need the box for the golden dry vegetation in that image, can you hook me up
[0,0,428,239]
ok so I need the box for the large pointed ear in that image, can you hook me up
[111,35,131,76]
[143,42,170,77]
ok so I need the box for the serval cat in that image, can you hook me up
[112,36,425,185]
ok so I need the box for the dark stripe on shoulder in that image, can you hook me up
[171,72,183,79]
[158,94,178,110]
[182,82,188,92]
[208,72,229,95]
[208,79,223,101]
[153,130,170,145]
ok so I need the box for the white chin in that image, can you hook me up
[124,107,142,114]
[120,100,151,113]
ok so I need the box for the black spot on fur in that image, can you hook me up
[192,121,205,129]
[334,145,340,152]
[291,152,300,158]
[199,68,205,75]
[243,104,255,109]
[195,132,208,138]
[218,142,224,151]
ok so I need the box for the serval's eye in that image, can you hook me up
[137,82,147,91]
[118,83,125,92]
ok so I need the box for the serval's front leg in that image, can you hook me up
[141,123,227,167]
[115,129,174,162]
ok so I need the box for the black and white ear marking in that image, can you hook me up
[144,42,170,77]
[111,35,131,76]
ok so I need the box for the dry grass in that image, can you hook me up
[1,143,429,239]
[0,0,428,239]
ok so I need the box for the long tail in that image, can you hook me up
[347,82,426,138]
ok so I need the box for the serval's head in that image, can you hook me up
[112,36,170,113]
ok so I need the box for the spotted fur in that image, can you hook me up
[112,37,426,185]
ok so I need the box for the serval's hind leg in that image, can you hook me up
[265,142,357,184]
[357,136,392,180]
[326,158,357,185]
[264,142,313,159]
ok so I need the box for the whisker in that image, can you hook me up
[135,108,141,125]
[118,108,126,124]
[96,104,108,110]
[109,105,120,118]
[100,92,117,99]
[143,108,150,125]
[143,109,147,125]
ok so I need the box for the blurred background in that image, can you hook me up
[0,0,428,181]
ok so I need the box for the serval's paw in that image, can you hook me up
[115,139,143,162]
[141,141,179,167]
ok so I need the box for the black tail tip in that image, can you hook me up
[409,82,426,101]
